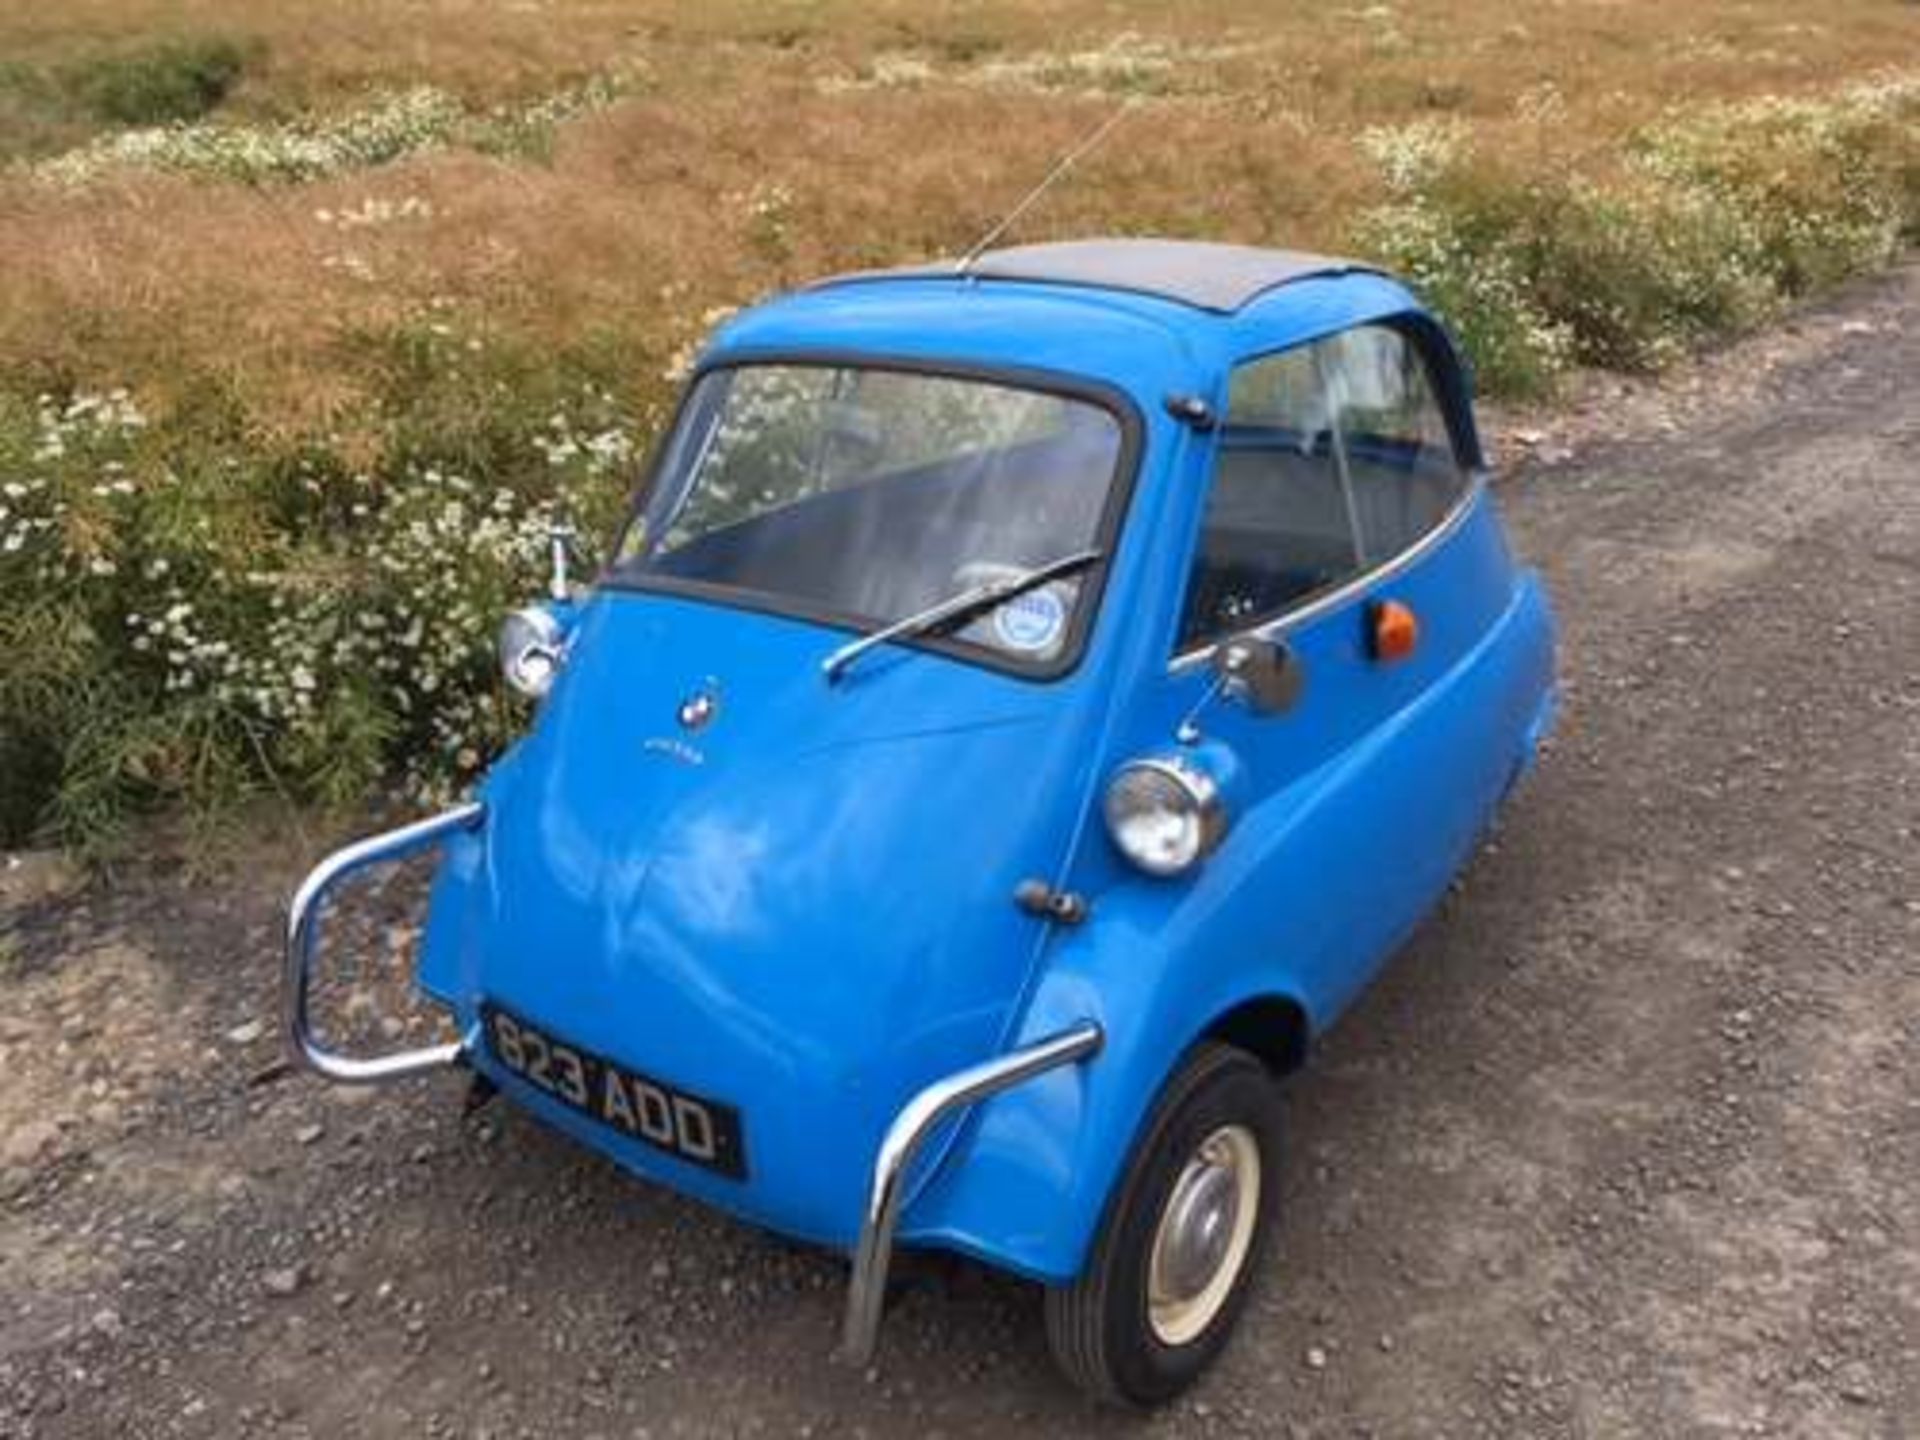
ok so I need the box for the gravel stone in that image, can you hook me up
[262,1265,308,1298]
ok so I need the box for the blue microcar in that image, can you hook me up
[284,239,1557,1406]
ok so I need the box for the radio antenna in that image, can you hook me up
[955,98,1138,274]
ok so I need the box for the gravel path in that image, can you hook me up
[2,265,1915,1439]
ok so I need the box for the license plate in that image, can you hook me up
[480,1003,746,1180]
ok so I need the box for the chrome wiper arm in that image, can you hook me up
[821,548,1103,684]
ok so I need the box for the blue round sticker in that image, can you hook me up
[994,586,1067,654]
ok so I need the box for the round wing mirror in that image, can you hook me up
[1214,635,1303,715]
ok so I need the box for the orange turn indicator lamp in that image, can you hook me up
[1369,599,1419,663]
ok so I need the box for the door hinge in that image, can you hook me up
[1164,393,1216,431]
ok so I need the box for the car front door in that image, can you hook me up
[1164,320,1497,1018]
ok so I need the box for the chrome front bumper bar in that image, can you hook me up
[284,803,1100,1367]
[838,1020,1104,1366]
[282,801,484,1083]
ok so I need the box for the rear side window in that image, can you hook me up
[1316,326,1465,561]
[1178,324,1466,651]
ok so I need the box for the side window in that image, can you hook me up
[1179,345,1361,650]
[1178,324,1466,651]
[1318,326,1465,561]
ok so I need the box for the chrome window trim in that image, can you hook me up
[1168,470,1487,676]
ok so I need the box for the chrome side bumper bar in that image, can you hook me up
[282,801,485,1084]
[838,1020,1104,1366]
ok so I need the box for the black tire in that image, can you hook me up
[1044,1042,1280,1408]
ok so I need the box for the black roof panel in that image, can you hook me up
[818,238,1380,314]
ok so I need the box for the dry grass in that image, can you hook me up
[3,0,1918,420]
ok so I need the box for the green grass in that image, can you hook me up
[0,336,641,855]
[0,34,256,162]
[64,36,253,126]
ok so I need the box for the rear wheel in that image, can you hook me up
[1044,1043,1280,1406]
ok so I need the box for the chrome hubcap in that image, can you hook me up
[1147,1124,1261,1346]
[1158,1158,1240,1299]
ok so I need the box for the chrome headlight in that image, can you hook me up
[1103,756,1228,877]
[498,605,566,699]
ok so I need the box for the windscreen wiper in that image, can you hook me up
[821,548,1104,684]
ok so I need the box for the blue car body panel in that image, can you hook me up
[913,559,1555,1278]
[414,253,1555,1281]
[420,591,1124,1246]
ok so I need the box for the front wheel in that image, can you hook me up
[1044,1043,1280,1407]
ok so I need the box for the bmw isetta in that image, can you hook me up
[284,239,1556,1406]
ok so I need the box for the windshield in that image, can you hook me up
[610,364,1128,669]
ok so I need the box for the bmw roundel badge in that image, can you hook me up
[677,689,718,731]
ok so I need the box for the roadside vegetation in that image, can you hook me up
[0,33,255,161]
[1358,78,1920,392]
[1,0,1917,854]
